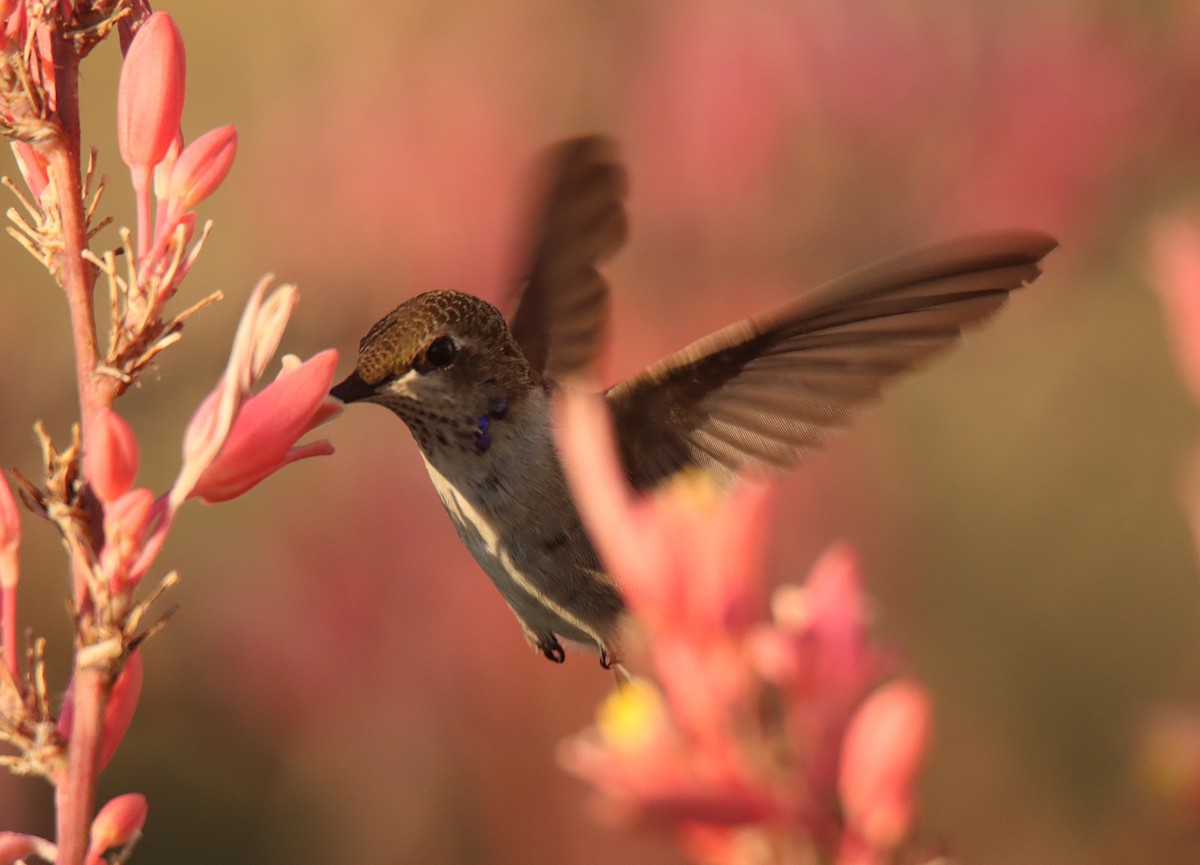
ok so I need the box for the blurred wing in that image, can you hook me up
[508,136,629,379]
[605,231,1058,491]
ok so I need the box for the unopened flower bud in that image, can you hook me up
[85,409,140,503]
[167,125,237,213]
[117,11,186,172]
[87,793,147,865]
[0,473,19,590]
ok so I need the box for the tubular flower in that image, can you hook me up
[189,350,340,503]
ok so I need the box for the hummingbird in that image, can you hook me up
[330,135,1057,669]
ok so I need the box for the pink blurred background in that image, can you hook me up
[4,0,1200,862]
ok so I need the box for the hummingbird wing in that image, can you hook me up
[508,136,629,380]
[605,231,1058,491]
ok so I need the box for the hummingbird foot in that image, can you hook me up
[538,636,566,664]
[599,648,620,670]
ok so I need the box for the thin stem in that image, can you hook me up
[52,665,107,865]
[43,29,118,434]
[1,583,15,684]
[41,26,117,865]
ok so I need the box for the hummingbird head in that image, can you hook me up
[331,290,538,456]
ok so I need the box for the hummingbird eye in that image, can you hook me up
[422,336,458,370]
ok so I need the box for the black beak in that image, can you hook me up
[330,371,375,404]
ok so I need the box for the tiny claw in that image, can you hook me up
[599,648,619,670]
[539,637,566,664]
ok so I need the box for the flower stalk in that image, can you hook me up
[0,5,340,864]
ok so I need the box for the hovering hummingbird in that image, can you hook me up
[330,136,1056,669]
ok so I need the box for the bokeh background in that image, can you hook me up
[4,0,1200,862]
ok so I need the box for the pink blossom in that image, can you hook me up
[555,387,934,860]
[558,676,782,829]
[86,793,147,865]
[189,350,340,503]
[57,651,144,772]
[169,279,301,509]
[84,409,139,504]
[116,11,185,174]
[837,678,932,859]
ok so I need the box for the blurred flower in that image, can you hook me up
[0,473,19,682]
[86,793,147,865]
[1151,217,1200,405]
[0,832,55,865]
[838,678,933,863]
[0,470,18,588]
[555,389,932,863]
[84,408,140,504]
[57,651,144,773]
[100,487,157,592]
[1137,708,1200,822]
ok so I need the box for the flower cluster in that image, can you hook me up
[554,391,933,865]
[0,5,339,865]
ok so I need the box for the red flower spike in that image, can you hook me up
[838,678,932,856]
[86,793,147,865]
[57,651,144,772]
[116,11,185,173]
[189,350,341,503]
[167,125,237,214]
[85,409,140,504]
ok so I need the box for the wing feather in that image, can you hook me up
[508,136,628,379]
[606,231,1058,491]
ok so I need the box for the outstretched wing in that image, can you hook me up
[605,231,1058,491]
[508,136,629,380]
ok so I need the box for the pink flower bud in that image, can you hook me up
[0,472,19,589]
[838,678,932,853]
[85,409,140,503]
[10,141,48,203]
[190,350,341,503]
[86,793,147,865]
[101,488,158,592]
[0,832,55,865]
[57,651,144,772]
[117,11,186,172]
[167,125,237,213]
